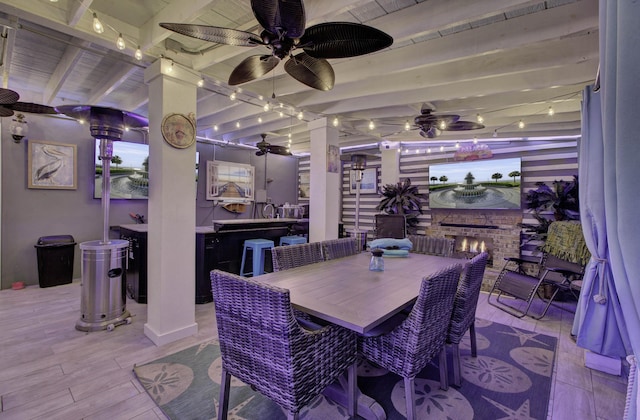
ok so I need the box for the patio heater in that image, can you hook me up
[56,105,148,332]
[341,154,375,251]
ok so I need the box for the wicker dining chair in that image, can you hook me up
[447,252,489,387]
[271,241,324,272]
[407,234,455,257]
[211,270,358,420]
[359,263,463,420]
[321,237,359,260]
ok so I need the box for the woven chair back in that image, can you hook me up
[271,242,324,271]
[448,252,489,344]
[321,237,359,260]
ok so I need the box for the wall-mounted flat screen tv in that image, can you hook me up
[428,157,521,209]
[94,140,149,199]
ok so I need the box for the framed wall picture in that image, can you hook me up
[206,160,254,201]
[327,144,339,173]
[28,140,77,190]
[350,167,377,194]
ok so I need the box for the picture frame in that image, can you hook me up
[206,160,254,202]
[350,167,377,194]
[28,140,77,190]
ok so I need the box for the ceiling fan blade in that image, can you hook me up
[229,55,280,85]
[268,144,292,156]
[11,102,58,114]
[414,113,459,126]
[444,121,485,131]
[0,106,14,117]
[284,53,334,91]
[300,22,393,59]
[159,23,260,46]
[0,88,19,105]
[251,0,306,38]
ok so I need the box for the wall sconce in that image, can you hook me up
[10,113,28,143]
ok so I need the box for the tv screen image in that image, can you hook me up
[94,140,149,199]
[428,157,521,209]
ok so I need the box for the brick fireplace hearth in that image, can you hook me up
[426,210,522,291]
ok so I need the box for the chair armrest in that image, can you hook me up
[545,266,582,278]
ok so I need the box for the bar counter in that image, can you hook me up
[119,218,309,304]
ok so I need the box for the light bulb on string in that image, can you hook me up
[213,125,218,131]
[229,92,236,101]
[427,148,431,153]
[116,34,126,50]
[368,121,375,130]
[440,145,444,152]
[297,111,304,120]
[197,78,204,87]
[548,106,555,116]
[235,121,240,128]
[279,111,284,118]
[439,120,446,130]
[473,136,478,144]
[404,120,411,131]
[332,117,339,127]
[134,46,143,61]
[518,120,525,129]
[263,102,270,112]
[92,13,104,34]
[455,142,460,149]
[258,117,263,123]
[476,113,484,123]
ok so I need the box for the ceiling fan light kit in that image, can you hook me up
[160,0,393,91]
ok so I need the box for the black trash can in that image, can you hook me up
[34,235,76,288]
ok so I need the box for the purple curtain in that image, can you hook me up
[574,2,640,418]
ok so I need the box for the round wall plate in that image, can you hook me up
[161,113,195,148]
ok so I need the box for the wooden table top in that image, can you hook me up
[257,252,463,334]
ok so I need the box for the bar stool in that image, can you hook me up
[279,236,308,246]
[240,239,275,277]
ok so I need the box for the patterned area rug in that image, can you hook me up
[134,319,556,419]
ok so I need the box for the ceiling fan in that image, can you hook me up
[160,0,393,91]
[0,88,58,117]
[255,133,291,156]
[413,104,485,138]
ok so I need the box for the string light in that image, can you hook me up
[548,106,555,116]
[404,120,411,131]
[263,102,270,112]
[279,111,284,117]
[473,136,478,144]
[332,117,339,127]
[258,116,263,123]
[455,142,460,148]
[235,121,240,128]
[476,113,484,123]
[440,145,444,152]
[92,13,104,34]
[197,78,204,87]
[368,121,375,130]
[134,46,143,61]
[518,120,525,129]
[213,125,218,131]
[297,111,304,120]
[229,92,236,100]
[439,120,446,130]
[116,33,126,50]
[427,148,431,153]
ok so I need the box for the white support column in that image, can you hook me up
[308,118,340,242]
[143,58,199,346]
[380,141,400,187]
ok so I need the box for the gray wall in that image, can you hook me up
[1,114,298,289]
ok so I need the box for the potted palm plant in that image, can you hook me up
[376,178,426,234]
[519,176,580,238]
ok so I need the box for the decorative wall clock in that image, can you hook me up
[161,113,195,148]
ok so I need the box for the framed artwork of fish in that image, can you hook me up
[28,140,77,190]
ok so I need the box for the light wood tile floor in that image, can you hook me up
[0,280,628,419]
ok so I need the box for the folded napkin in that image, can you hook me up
[368,237,413,251]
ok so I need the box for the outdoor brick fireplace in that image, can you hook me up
[426,210,522,290]
[446,235,494,266]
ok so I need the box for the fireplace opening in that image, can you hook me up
[446,235,494,266]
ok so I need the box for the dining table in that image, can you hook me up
[257,251,464,419]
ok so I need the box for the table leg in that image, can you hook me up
[323,375,386,420]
